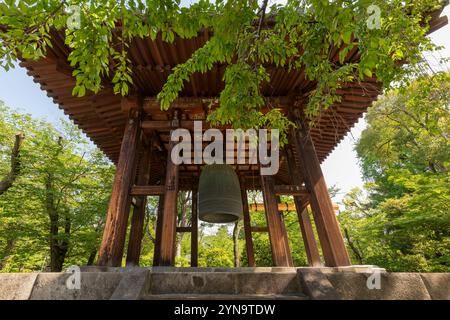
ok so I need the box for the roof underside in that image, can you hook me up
[18,8,447,188]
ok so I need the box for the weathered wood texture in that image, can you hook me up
[126,146,153,266]
[261,175,294,267]
[285,147,322,267]
[277,195,294,268]
[290,116,351,267]
[157,139,179,266]
[130,185,165,196]
[249,203,296,212]
[273,184,308,196]
[98,113,141,267]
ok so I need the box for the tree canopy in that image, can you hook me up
[339,72,450,272]
[0,102,115,271]
[0,0,445,136]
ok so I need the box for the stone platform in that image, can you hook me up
[0,267,448,300]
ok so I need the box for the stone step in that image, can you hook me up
[145,271,304,296]
[141,294,309,300]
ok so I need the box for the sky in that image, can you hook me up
[0,5,448,204]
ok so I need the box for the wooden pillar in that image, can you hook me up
[285,147,321,267]
[276,196,294,267]
[152,195,164,266]
[290,112,351,267]
[191,187,198,267]
[98,111,141,267]
[294,200,322,266]
[158,139,179,266]
[126,146,152,266]
[261,174,294,267]
[240,182,256,267]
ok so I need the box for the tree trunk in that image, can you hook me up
[343,227,364,264]
[0,133,24,195]
[45,136,71,272]
[46,173,70,272]
[87,247,98,266]
[233,221,241,268]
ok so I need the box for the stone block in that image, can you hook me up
[235,272,300,295]
[30,272,123,300]
[326,272,432,300]
[110,269,150,300]
[297,268,340,300]
[0,273,38,300]
[420,273,450,300]
[149,272,236,295]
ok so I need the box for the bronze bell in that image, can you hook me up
[198,164,244,223]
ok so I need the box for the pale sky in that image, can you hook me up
[0,5,448,204]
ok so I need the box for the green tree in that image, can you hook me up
[0,102,114,272]
[339,72,450,272]
[198,225,235,267]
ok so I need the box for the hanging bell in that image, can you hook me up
[198,164,244,223]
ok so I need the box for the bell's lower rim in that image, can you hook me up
[199,212,241,224]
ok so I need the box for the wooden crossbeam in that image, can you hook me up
[273,185,308,196]
[251,226,269,233]
[143,96,292,112]
[176,226,192,233]
[249,203,297,212]
[130,185,165,196]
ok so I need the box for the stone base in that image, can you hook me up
[0,268,448,300]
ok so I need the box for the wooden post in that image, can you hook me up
[240,182,256,267]
[126,146,152,266]
[191,187,198,267]
[285,147,322,267]
[261,174,294,267]
[276,196,294,267]
[295,201,322,266]
[290,111,351,267]
[152,195,164,266]
[98,110,141,267]
[158,139,179,266]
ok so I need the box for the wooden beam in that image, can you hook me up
[97,111,141,267]
[290,111,351,267]
[251,226,269,233]
[261,174,294,267]
[126,145,152,266]
[176,226,192,233]
[240,184,256,267]
[249,203,297,212]
[296,202,322,267]
[285,146,322,267]
[121,95,143,113]
[142,120,197,131]
[143,96,292,112]
[277,195,294,267]
[130,185,165,196]
[274,185,308,196]
[191,187,198,267]
[158,139,179,266]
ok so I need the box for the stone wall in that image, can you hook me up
[0,268,448,300]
